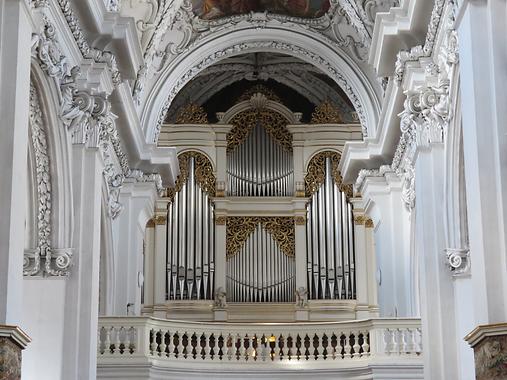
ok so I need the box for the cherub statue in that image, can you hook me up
[214,287,227,309]
[295,286,308,308]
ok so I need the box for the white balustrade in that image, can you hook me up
[97,317,422,366]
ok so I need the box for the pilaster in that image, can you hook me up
[153,199,168,316]
[0,0,33,326]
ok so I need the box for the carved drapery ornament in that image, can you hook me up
[227,109,292,153]
[167,151,216,201]
[25,83,73,277]
[305,151,352,198]
[311,101,343,124]
[175,103,208,124]
[226,217,295,258]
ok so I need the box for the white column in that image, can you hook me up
[457,0,507,325]
[351,203,369,319]
[61,145,103,380]
[0,0,32,325]
[414,144,459,380]
[364,220,379,316]
[362,174,414,318]
[142,220,156,312]
[112,181,157,316]
[153,199,168,316]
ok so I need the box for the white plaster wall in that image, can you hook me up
[21,279,66,380]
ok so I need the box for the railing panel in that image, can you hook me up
[98,317,422,366]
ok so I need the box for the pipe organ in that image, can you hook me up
[305,152,356,300]
[166,152,216,300]
[227,110,294,197]
[226,217,295,302]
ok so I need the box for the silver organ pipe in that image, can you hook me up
[166,155,215,301]
[306,156,356,300]
[227,122,294,197]
[226,224,295,303]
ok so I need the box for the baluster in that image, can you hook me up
[352,332,361,358]
[246,334,255,361]
[183,332,190,359]
[313,333,321,360]
[415,328,423,354]
[97,328,102,356]
[274,335,281,361]
[344,333,353,359]
[238,334,246,361]
[158,330,166,357]
[329,333,337,360]
[260,335,269,361]
[226,334,234,360]
[114,327,122,355]
[280,335,288,360]
[149,329,157,356]
[203,333,211,360]
[286,334,292,360]
[390,329,399,355]
[401,328,410,354]
[361,331,370,357]
[177,332,184,358]
[104,327,112,355]
[168,331,175,358]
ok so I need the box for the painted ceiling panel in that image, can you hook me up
[192,0,330,19]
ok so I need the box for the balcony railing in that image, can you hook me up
[97,317,422,365]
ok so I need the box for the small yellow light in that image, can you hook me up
[269,336,276,343]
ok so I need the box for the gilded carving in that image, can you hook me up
[167,151,216,201]
[365,218,374,228]
[146,219,156,228]
[175,103,208,124]
[305,151,350,198]
[311,101,343,124]
[154,215,167,225]
[227,109,292,153]
[354,215,366,225]
[227,217,295,258]
[294,216,306,226]
[215,216,227,225]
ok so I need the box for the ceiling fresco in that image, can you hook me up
[192,0,331,20]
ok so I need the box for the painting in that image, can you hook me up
[192,0,331,20]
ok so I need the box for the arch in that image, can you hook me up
[305,147,343,172]
[141,27,381,143]
[25,63,74,275]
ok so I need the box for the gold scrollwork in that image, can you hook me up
[227,109,292,153]
[311,101,343,124]
[354,215,366,225]
[167,151,216,201]
[226,217,295,258]
[215,216,227,225]
[154,215,167,225]
[175,103,208,124]
[294,216,306,225]
[365,218,374,228]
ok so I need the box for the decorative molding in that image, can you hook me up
[311,101,343,124]
[226,217,295,258]
[146,218,156,228]
[445,248,470,276]
[25,83,73,277]
[365,218,374,228]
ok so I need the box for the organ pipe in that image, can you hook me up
[227,224,295,303]
[306,156,356,300]
[227,122,293,197]
[166,154,215,301]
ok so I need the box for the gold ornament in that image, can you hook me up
[238,85,282,104]
[154,215,167,225]
[175,104,208,124]
[167,151,216,201]
[226,217,295,258]
[311,101,343,124]
[227,109,292,153]
[146,219,156,228]
[294,216,306,225]
[215,216,227,225]
[354,215,366,225]
[365,218,374,228]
